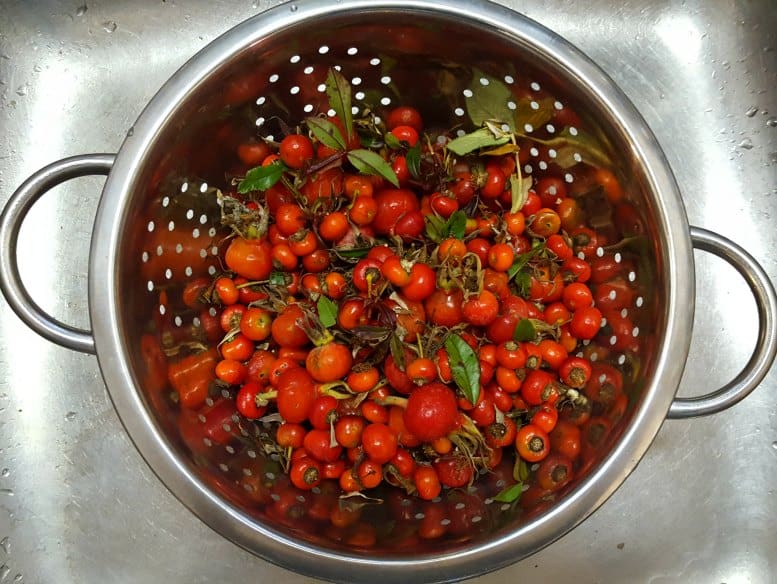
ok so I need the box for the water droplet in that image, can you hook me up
[32,64,42,73]
[771,441,777,450]
[0,490,13,497]
[76,4,87,16]
[290,4,298,11]
[0,537,8,554]
[745,106,759,117]
[722,60,731,70]
[770,151,777,164]
[0,565,9,581]
[12,575,20,583]
[126,126,134,137]
[102,20,117,33]
[0,470,7,478]
[738,138,754,150]
[767,117,777,128]
[15,84,28,96]
[65,411,76,421]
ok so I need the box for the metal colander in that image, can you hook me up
[1,1,775,583]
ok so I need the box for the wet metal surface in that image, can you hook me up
[0,1,775,582]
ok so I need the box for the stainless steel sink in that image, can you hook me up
[0,1,774,582]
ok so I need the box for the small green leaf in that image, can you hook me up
[514,271,532,298]
[446,210,467,240]
[507,246,543,281]
[406,144,421,179]
[357,131,383,149]
[494,482,523,503]
[237,161,287,193]
[306,116,346,151]
[268,271,287,287]
[350,325,392,343]
[427,211,466,243]
[317,296,338,328]
[444,333,481,405]
[550,127,613,169]
[465,70,515,130]
[389,334,406,370]
[481,143,520,156]
[384,132,403,149]
[436,68,459,98]
[514,97,556,132]
[424,214,446,243]
[509,172,531,214]
[513,318,537,342]
[517,127,614,170]
[325,68,353,142]
[514,458,531,482]
[333,246,371,260]
[347,149,399,187]
[446,127,510,156]
[380,55,398,78]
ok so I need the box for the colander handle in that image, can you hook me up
[0,154,115,355]
[668,226,777,418]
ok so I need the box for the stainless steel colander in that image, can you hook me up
[1,1,776,582]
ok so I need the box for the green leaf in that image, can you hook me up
[509,173,530,214]
[494,482,523,503]
[424,214,446,243]
[550,127,613,169]
[333,246,371,260]
[306,116,346,151]
[406,144,421,179]
[517,317,558,342]
[517,127,614,170]
[446,210,467,240]
[380,55,398,77]
[357,131,383,149]
[317,296,338,328]
[427,211,466,243]
[350,325,392,343]
[268,271,287,287]
[514,97,556,132]
[325,68,353,142]
[237,161,287,193]
[347,149,399,187]
[389,334,406,370]
[507,245,543,281]
[384,132,403,149]
[446,127,510,156]
[465,70,515,130]
[481,143,520,156]
[514,271,531,298]
[514,458,531,482]
[444,333,481,405]
[513,318,537,342]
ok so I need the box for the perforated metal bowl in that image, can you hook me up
[1,1,775,582]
